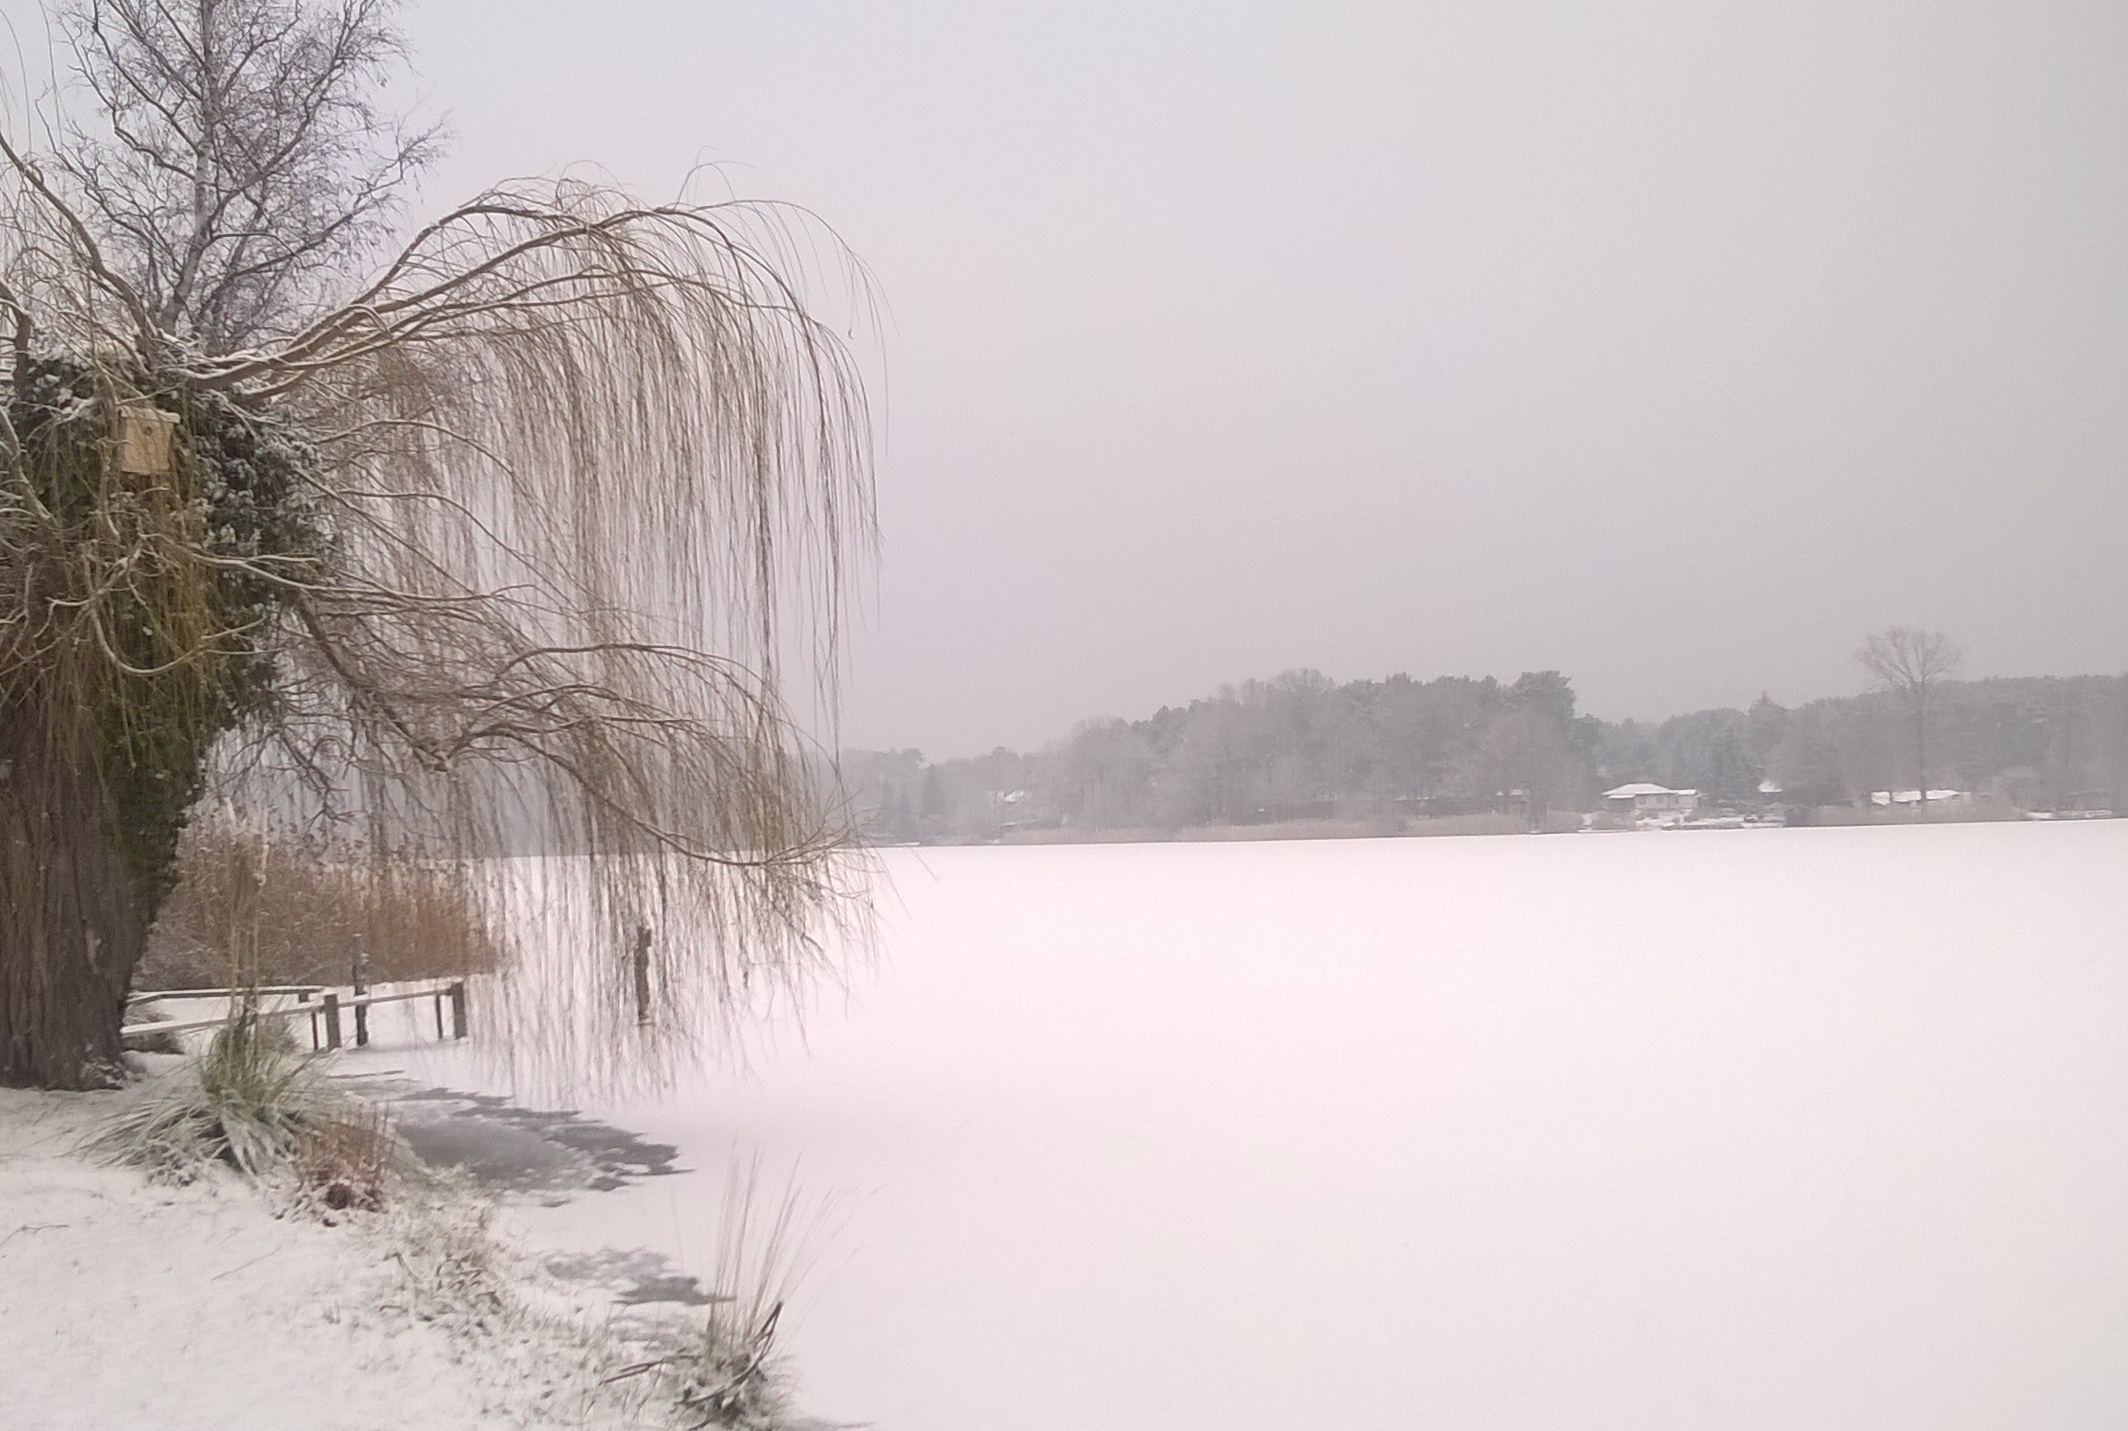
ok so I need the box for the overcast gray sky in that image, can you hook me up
[28,1,2128,754]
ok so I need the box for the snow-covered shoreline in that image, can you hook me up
[0,1067,726,1430]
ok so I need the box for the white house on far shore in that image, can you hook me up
[1603,783,1700,821]
[1869,789,1972,808]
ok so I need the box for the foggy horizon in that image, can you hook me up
[10,0,2126,755]
[386,0,2128,759]
[842,654,2126,762]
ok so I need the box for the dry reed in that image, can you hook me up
[140,818,501,990]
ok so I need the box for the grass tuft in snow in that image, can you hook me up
[661,1157,845,1430]
[379,1179,512,1326]
[291,1102,405,1212]
[675,1296,792,1430]
[90,1004,348,1181]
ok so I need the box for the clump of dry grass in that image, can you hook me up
[660,1159,845,1429]
[675,1296,791,1430]
[92,1004,342,1182]
[139,821,503,991]
[95,1003,424,1208]
[291,1103,401,1212]
[380,1185,512,1326]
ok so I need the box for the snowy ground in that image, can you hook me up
[11,821,2128,1430]
[0,1068,705,1430]
[390,821,2128,1431]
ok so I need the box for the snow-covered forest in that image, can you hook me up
[847,670,2128,839]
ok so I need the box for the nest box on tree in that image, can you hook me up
[116,404,180,476]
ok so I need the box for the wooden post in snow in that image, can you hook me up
[351,936,369,1048]
[633,926,653,1026]
[448,980,468,1040]
[321,992,342,1050]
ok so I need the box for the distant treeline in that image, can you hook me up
[842,670,2128,842]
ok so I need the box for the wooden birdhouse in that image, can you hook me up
[116,404,180,477]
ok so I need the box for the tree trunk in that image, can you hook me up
[1916,696,1928,820]
[0,709,151,1089]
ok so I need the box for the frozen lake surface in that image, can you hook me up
[394,822,2128,1429]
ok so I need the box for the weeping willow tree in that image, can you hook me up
[0,0,875,1089]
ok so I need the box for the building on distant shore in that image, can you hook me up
[1869,789,1972,809]
[1602,783,1700,822]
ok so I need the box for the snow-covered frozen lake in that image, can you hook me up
[399,821,2128,1429]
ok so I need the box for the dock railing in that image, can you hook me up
[123,979,469,1051]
